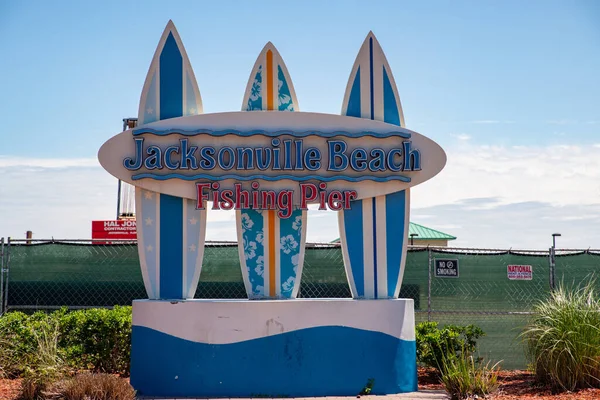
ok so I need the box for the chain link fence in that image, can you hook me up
[1,237,599,370]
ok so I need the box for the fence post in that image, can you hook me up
[427,246,432,322]
[3,237,10,314]
[0,237,4,315]
[548,246,555,291]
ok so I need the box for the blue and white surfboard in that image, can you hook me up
[338,32,411,299]
[134,21,207,300]
[236,43,307,299]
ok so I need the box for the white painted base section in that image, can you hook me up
[132,298,415,344]
[130,299,418,397]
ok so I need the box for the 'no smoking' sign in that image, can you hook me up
[435,259,459,278]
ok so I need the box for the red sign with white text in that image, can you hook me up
[507,265,532,280]
[92,220,137,243]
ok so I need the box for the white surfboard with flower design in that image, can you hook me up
[236,43,307,299]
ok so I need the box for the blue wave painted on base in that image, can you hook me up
[132,128,411,139]
[130,325,417,397]
[131,173,411,183]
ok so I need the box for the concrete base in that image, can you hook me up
[130,299,417,398]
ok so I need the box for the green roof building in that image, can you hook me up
[331,222,457,246]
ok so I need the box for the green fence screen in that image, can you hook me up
[2,241,599,370]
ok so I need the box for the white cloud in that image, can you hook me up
[412,200,600,249]
[410,142,600,210]
[1,142,599,249]
[470,120,500,124]
[451,133,471,141]
[0,156,98,168]
[547,119,577,125]
[469,120,515,124]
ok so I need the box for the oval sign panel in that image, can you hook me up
[98,111,446,215]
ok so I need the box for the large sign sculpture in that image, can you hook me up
[98,20,446,398]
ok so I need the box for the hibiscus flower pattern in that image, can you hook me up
[291,253,299,275]
[241,209,264,298]
[280,234,298,255]
[254,256,264,277]
[292,215,302,231]
[278,209,304,296]
[277,66,294,111]
[255,230,264,244]
[242,209,304,298]
[239,56,299,298]
[241,213,254,231]
[243,237,257,260]
[246,66,263,111]
[282,276,295,293]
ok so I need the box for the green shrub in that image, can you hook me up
[438,343,501,400]
[521,277,600,392]
[58,306,132,374]
[0,306,132,378]
[0,311,62,377]
[416,321,485,371]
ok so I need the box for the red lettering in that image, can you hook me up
[277,190,294,218]
[343,190,358,209]
[327,190,344,210]
[261,191,276,209]
[220,189,234,210]
[318,183,327,210]
[234,183,250,209]
[196,183,210,209]
[300,183,317,209]
[211,182,220,209]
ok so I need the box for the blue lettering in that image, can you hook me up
[283,139,293,170]
[368,148,386,171]
[350,148,368,171]
[144,145,163,169]
[180,139,198,169]
[256,148,272,170]
[403,142,421,171]
[328,140,348,171]
[164,145,180,170]
[387,148,403,172]
[236,147,254,169]
[199,147,215,169]
[294,140,304,170]
[123,138,144,170]
[271,139,281,170]
[304,148,321,171]
[218,147,235,170]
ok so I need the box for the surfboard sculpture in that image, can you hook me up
[96,20,448,397]
[134,20,207,300]
[236,43,307,299]
[338,32,410,299]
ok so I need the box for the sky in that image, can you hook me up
[1,0,599,249]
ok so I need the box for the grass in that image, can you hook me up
[0,337,20,378]
[521,276,600,392]
[45,373,136,400]
[436,341,502,400]
[19,320,67,400]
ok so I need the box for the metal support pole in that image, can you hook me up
[117,118,138,220]
[549,233,560,292]
[116,180,122,219]
[549,246,556,292]
[3,237,10,314]
[427,246,432,322]
[0,238,4,315]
